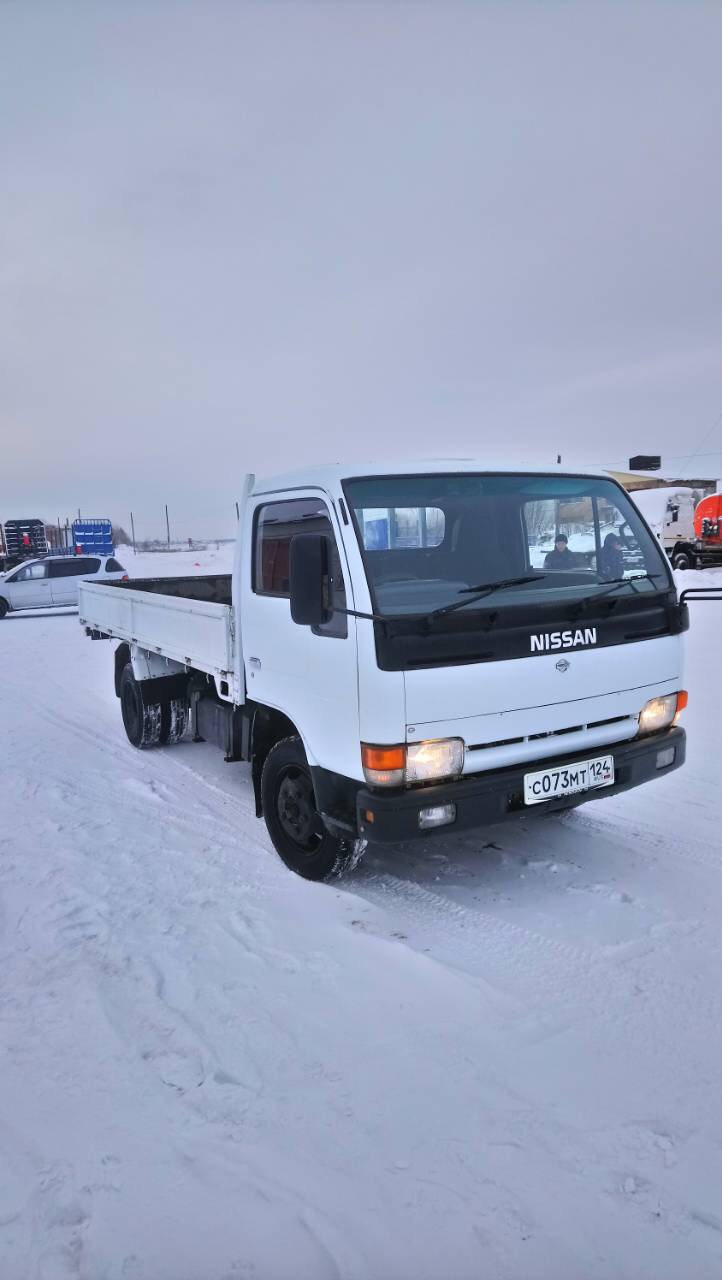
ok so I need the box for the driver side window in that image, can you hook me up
[253,498,348,638]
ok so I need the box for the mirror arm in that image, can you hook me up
[335,605,389,623]
[679,588,722,605]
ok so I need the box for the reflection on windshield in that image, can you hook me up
[374,577,468,613]
[344,473,669,617]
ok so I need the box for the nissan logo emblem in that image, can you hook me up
[556,658,570,673]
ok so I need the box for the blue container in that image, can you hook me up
[71,519,114,556]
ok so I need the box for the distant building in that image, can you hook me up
[606,469,718,497]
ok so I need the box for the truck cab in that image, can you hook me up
[238,466,687,863]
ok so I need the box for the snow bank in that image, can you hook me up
[116,544,235,577]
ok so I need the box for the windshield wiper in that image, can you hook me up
[576,573,665,612]
[430,574,547,620]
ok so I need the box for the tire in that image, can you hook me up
[162,697,190,745]
[261,735,366,881]
[673,550,693,570]
[119,662,163,748]
[0,598,9,619]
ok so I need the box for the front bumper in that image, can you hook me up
[356,726,685,843]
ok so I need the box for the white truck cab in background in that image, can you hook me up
[80,463,720,881]
[630,487,700,569]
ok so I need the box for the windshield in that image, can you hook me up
[343,473,671,616]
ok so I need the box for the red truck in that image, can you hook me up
[694,494,722,565]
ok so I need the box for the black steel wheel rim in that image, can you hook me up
[276,765,322,854]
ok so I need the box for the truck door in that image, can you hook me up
[242,494,360,781]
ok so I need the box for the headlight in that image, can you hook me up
[638,692,686,735]
[406,737,464,783]
[361,737,465,787]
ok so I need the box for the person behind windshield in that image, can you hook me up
[544,533,576,570]
[599,531,625,580]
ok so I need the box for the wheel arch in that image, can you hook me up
[250,705,304,817]
[114,642,131,696]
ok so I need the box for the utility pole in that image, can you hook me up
[130,512,136,554]
[165,504,170,548]
[235,501,240,521]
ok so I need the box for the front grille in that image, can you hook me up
[468,713,631,753]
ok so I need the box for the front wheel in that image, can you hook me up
[673,550,694,570]
[261,735,365,881]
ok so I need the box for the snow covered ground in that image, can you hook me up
[1,552,722,1279]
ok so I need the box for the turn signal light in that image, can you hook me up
[362,745,405,771]
[675,690,688,720]
[361,744,406,787]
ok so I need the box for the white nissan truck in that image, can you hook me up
[78,464,720,880]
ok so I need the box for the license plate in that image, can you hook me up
[523,754,614,805]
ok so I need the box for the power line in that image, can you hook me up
[675,411,722,478]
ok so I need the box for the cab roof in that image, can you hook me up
[251,458,612,496]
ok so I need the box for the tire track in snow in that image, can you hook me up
[33,690,722,1050]
[348,867,630,1017]
[26,645,722,1079]
[348,865,722,1054]
[23,694,275,870]
[563,806,722,875]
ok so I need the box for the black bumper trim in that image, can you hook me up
[355,727,686,843]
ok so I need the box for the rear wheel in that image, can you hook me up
[119,663,163,748]
[0,598,8,619]
[261,735,365,881]
[163,697,190,745]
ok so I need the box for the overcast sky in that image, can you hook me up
[2,1,721,539]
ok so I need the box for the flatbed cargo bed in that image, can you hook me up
[78,575,235,679]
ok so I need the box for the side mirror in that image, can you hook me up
[289,533,332,627]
